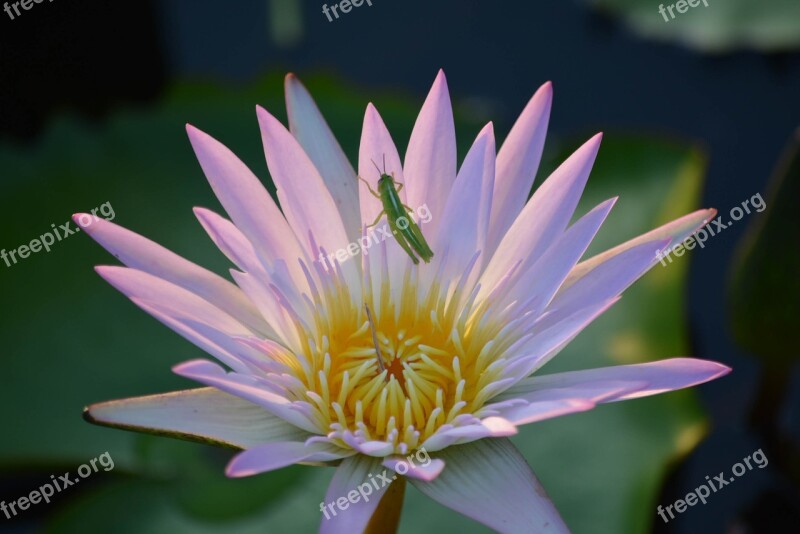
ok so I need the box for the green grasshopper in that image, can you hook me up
[359,158,434,265]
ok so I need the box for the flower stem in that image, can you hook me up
[365,476,406,533]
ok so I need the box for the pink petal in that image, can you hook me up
[501,358,731,404]
[256,106,360,293]
[488,81,553,255]
[285,74,361,242]
[409,438,569,533]
[565,208,717,287]
[503,197,617,315]
[76,215,268,336]
[382,455,445,482]
[319,454,387,534]
[226,441,348,478]
[479,134,602,297]
[173,359,320,433]
[421,416,518,452]
[403,70,457,242]
[84,388,308,449]
[492,398,597,426]
[186,125,308,292]
[548,238,671,315]
[432,122,495,282]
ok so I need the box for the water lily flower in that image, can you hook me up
[81,70,730,533]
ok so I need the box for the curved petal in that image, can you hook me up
[382,456,445,482]
[479,134,603,298]
[499,358,732,404]
[564,208,717,289]
[320,454,387,534]
[257,106,360,295]
[84,388,309,450]
[226,440,350,478]
[173,359,321,433]
[503,197,617,316]
[285,73,361,243]
[432,122,495,282]
[489,81,553,255]
[186,125,308,292]
[410,438,569,533]
[403,70,457,242]
[76,215,269,337]
[548,238,671,316]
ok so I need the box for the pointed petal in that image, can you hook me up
[320,454,387,534]
[505,197,617,315]
[186,125,308,291]
[226,441,349,478]
[549,238,671,315]
[500,358,731,404]
[433,122,495,280]
[285,74,361,242]
[490,398,597,427]
[382,456,445,482]
[404,70,457,242]
[358,103,413,287]
[421,416,518,452]
[564,209,717,288]
[410,438,569,533]
[489,81,553,255]
[173,359,321,433]
[256,106,360,294]
[480,134,603,297]
[84,388,308,449]
[76,215,269,336]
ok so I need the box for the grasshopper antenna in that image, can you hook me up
[370,158,382,175]
[364,303,386,373]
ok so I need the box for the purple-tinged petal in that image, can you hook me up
[193,207,260,273]
[285,74,361,243]
[319,454,387,534]
[256,106,360,294]
[422,416,518,452]
[76,215,269,336]
[432,122,495,282]
[226,441,349,478]
[404,70,457,242]
[410,438,569,533]
[358,103,413,289]
[84,388,308,450]
[382,456,445,482]
[548,238,671,316]
[503,197,617,315]
[500,358,732,404]
[488,81,553,255]
[186,125,307,294]
[491,398,596,427]
[564,208,717,288]
[479,134,602,298]
[173,359,321,433]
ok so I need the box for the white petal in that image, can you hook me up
[186,125,309,292]
[226,441,349,477]
[319,454,388,534]
[257,106,360,295]
[84,387,308,449]
[403,70,457,243]
[488,81,553,255]
[76,215,269,336]
[382,456,445,481]
[285,74,361,243]
[410,438,569,533]
[479,134,602,299]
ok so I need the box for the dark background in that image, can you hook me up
[1,0,798,532]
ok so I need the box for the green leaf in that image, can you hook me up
[729,129,800,363]
[586,0,800,53]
